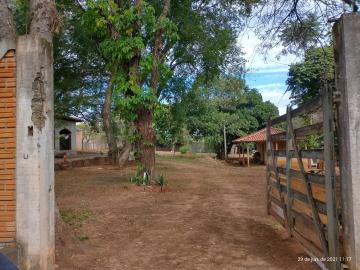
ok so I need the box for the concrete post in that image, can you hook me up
[334,13,360,270]
[16,36,55,269]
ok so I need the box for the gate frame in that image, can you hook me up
[266,85,341,270]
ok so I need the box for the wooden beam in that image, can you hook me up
[270,173,326,203]
[269,166,325,185]
[295,122,324,138]
[272,149,324,160]
[242,143,245,166]
[286,106,294,233]
[247,143,250,167]
[266,121,272,214]
[271,122,324,141]
[289,112,329,257]
[267,121,290,232]
[269,180,327,215]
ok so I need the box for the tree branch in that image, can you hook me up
[150,0,171,95]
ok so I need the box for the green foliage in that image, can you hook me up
[155,175,167,190]
[287,46,334,105]
[129,174,151,186]
[13,0,28,35]
[82,0,179,123]
[297,115,323,149]
[179,145,189,154]
[154,104,187,148]
[299,134,323,150]
[129,164,151,186]
[184,74,278,157]
[54,0,108,121]
[129,175,143,186]
[60,208,94,229]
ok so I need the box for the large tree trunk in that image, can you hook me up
[102,75,131,167]
[0,0,16,42]
[134,0,170,179]
[102,76,118,164]
[117,142,132,167]
[29,0,57,43]
[135,106,156,178]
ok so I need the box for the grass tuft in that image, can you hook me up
[60,208,94,229]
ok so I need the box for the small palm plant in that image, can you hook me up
[156,175,167,192]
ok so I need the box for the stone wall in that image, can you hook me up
[0,50,16,244]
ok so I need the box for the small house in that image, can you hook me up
[54,116,83,155]
[232,127,285,165]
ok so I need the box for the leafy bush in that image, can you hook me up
[179,145,189,154]
[129,172,150,186]
[129,175,143,186]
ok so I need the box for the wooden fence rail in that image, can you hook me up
[266,85,342,270]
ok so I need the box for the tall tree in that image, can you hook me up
[287,46,334,104]
[185,75,278,158]
[51,0,257,177]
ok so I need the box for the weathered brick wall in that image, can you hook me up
[0,50,16,244]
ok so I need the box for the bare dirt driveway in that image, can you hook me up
[55,155,318,270]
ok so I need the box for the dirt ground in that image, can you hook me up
[55,155,319,270]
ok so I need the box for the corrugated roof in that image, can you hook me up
[232,127,284,143]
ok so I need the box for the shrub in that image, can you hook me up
[129,171,150,186]
[179,145,189,154]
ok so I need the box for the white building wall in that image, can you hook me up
[54,120,77,153]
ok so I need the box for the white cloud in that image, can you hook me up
[238,30,298,71]
[254,83,284,89]
[261,89,291,115]
[238,29,296,115]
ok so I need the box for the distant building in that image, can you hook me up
[54,116,83,155]
[232,127,285,165]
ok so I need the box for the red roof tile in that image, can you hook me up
[232,127,284,143]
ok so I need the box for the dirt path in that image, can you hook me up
[55,156,318,270]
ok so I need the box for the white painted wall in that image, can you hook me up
[54,119,77,153]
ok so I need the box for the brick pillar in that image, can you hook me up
[0,49,16,245]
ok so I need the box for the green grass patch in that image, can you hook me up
[60,208,94,229]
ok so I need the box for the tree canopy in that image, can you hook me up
[184,75,278,157]
[287,46,334,105]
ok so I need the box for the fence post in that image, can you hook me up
[334,13,360,270]
[266,121,271,214]
[322,85,340,270]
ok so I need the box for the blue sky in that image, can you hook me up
[239,30,298,115]
[246,70,290,115]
